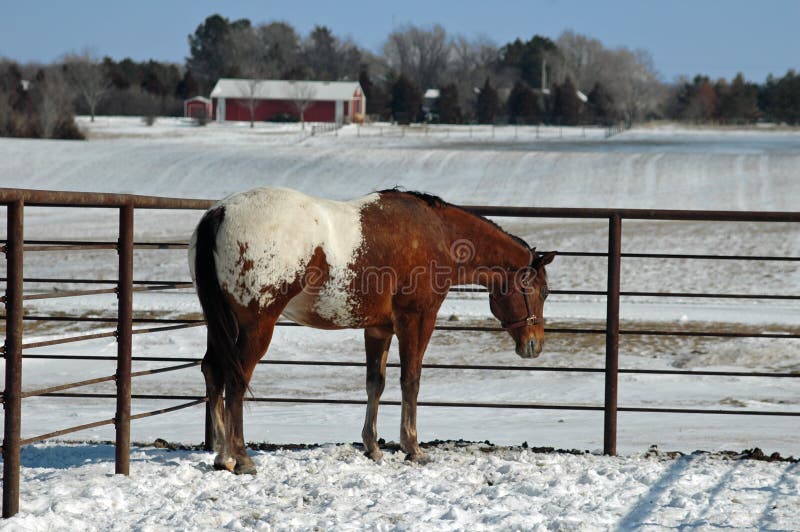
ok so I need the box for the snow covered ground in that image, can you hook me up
[0,119,799,529]
[4,442,798,531]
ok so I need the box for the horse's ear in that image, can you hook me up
[535,251,557,267]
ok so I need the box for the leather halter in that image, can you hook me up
[490,282,542,331]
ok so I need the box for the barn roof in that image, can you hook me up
[210,79,362,101]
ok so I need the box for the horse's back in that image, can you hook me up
[206,187,379,311]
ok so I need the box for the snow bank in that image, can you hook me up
[3,442,798,531]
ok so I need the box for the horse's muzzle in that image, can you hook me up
[516,339,542,358]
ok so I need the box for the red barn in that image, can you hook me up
[184,96,212,119]
[210,79,366,124]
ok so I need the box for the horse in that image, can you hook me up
[189,187,555,474]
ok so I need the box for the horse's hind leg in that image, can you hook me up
[201,350,229,468]
[224,317,277,475]
[362,327,392,461]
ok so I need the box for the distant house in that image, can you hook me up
[422,89,440,120]
[184,96,212,119]
[209,79,366,124]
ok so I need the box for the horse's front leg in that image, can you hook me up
[394,310,437,462]
[362,327,392,461]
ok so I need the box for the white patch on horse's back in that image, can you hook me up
[212,187,378,324]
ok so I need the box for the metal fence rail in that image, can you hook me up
[1,186,799,518]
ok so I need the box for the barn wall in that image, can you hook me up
[222,99,337,122]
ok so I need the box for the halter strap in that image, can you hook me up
[490,283,542,330]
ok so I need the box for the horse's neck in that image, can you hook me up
[440,207,530,284]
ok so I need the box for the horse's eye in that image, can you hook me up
[540,285,549,300]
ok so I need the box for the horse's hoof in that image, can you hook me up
[234,463,258,475]
[364,448,383,462]
[213,456,235,472]
[233,457,257,475]
[404,451,426,463]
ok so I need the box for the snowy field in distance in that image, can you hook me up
[0,118,798,529]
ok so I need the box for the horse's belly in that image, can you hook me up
[281,287,359,329]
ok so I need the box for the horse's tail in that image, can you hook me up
[192,207,246,390]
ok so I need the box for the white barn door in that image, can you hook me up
[335,100,343,124]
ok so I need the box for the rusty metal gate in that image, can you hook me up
[1,188,799,518]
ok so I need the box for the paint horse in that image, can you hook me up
[190,187,555,474]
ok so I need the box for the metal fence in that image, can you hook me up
[1,187,799,518]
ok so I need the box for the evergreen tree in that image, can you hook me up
[359,67,388,117]
[553,77,581,125]
[769,71,800,124]
[587,82,616,126]
[689,77,719,122]
[304,25,338,80]
[139,61,181,98]
[506,80,539,124]
[103,57,133,90]
[718,73,758,124]
[669,75,718,123]
[259,21,302,78]
[300,25,361,81]
[497,35,556,88]
[475,77,499,124]
[436,83,462,123]
[186,14,251,92]
[760,71,800,125]
[176,70,199,100]
[390,74,422,124]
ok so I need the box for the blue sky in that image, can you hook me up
[1,0,798,83]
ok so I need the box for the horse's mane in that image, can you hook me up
[377,187,530,249]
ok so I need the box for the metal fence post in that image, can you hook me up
[115,204,134,475]
[2,200,23,518]
[604,214,622,455]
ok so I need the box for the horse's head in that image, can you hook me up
[489,249,556,358]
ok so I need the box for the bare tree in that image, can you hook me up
[238,78,266,128]
[289,82,316,129]
[552,31,663,124]
[384,24,451,89]
[449,34,498,118]
[608,48,662,124]
[63,51,109,122]
[0,88,10,135]
[38,70,74,138]
[553,31,607,90]
[232,26,270,128]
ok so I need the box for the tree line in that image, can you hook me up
[1,14,799,139]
